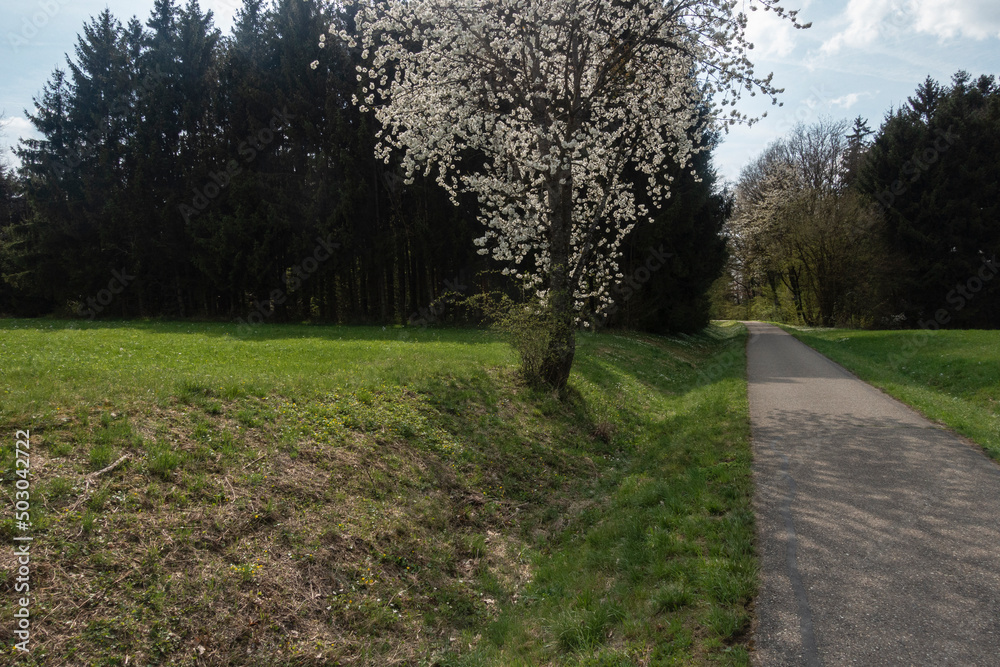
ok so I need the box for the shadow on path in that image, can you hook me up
[746,322,1000,667]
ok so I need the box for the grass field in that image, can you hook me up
[0,320,753,666]
[783,326,1000,461]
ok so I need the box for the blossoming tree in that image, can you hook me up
[324,0,808,389]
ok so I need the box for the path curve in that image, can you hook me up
[746,322,1000,666]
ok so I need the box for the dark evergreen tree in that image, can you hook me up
[65,10,137,313]
[604,121,730,333]
[907,76,942,124]
[858,72,1000,328]
[844,115,873,185]
[9,69,79,313]
[0,156,28,314]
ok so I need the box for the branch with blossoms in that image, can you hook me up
[314,0,808,387]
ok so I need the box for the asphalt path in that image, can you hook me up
[745,322,1000,666]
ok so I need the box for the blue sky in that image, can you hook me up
[0,0,241,163]
[2,0,999,184]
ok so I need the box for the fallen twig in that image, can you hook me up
[243,454,266,470]
[88,454,131,479]
[67,455,132,513]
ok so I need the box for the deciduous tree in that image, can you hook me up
[726,120,891,326]
[333,0,808,388]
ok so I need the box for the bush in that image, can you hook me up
[460,291,567,388]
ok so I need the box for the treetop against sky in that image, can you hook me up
[2,0,999,181]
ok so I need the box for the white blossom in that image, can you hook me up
[329,0,806,318]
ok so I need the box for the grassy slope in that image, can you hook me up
[0,320,752,666]
[782,326,1000,460]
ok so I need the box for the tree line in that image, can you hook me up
[716,71,1000,329]
[0,0,727,334]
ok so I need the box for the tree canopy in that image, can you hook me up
[335,0,807,386]
[857,71,1000,329]
[0,0,730,348]
[716,72,1000,331]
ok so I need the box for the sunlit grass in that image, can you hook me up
[0,319,752,665]
[0,320,512,423]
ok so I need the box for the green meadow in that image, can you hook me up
[0,320,753,666]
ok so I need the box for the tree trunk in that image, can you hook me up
[787,268,808,325]
[540,172,576,391]
[766,271,782,320]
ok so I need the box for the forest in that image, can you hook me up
[0,0,727,334]
[1,0,997,333]
[0,2,997,662]
[717,72,1000,329]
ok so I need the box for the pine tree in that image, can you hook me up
[0,151,25,313]
[11,69,83,311]
[844,116,873,185]
[907,76,941,123]
[859,72,1000,328]
[66,10,135,305]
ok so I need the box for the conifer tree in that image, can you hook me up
[858,72,1000,328]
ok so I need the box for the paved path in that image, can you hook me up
[745,322,1000,666]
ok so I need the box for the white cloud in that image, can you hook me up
[1,117,38,166]
[830,92,869,108]
[910,0,1000,40]
[744,5,800,59]
[821,0,897,55]
[0,116,33,137]
[822,0,1000,54]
